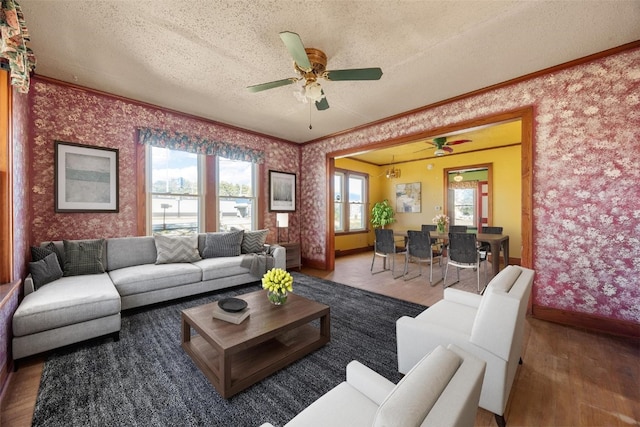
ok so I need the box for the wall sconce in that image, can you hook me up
[276,213,289,243]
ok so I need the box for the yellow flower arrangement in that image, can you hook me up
[262,268,293,304]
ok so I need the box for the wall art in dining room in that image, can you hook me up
[396,182,421,213]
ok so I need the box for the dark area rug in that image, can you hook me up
[32,272,426,427]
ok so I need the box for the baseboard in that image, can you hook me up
[301,257,326,270]
[334,246,372,257]
[532,304,640,338]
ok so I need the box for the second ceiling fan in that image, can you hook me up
[247,31,383,111]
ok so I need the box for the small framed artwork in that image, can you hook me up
[55,141,119,212]
[269,170,296,212]
[396,182,421,213]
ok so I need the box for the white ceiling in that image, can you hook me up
[19,1,640,144]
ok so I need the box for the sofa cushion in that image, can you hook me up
[108,263,203,296]
[107,236,157,271]
[202,230,244,258]
[12,273,120,337]
[374,346,462,427]
[29,252,63,290]
[415,299,477,337]
[487,265,522,293]
[63,239,106,276]
[241,229,269,253]
[193,256,251,281]
[154,234,201,264]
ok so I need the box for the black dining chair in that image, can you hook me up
[403,230,444,284]
[371,228,407,278]
[421,224,437,232]
[480,226,504,265]
[449,225,468,233]
[444,232,487,293]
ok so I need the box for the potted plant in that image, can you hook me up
[370,199,396,229]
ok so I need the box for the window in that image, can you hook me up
[217,157,257,231]
[148,146,203,234]
[450,188,476,227]
[334,169,367,233]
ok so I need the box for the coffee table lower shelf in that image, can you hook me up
[182,319,329,398]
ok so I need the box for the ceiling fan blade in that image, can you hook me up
[324,67,383,81]
[443,146,454,153]
[315,94,329,111]
[279,31,312,71]
[446,139,471,146]
[247,78,298,93]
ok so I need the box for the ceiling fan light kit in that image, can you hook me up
[248,31,383,113]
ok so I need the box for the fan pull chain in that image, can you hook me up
[309,102,313,130]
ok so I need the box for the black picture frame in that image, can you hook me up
[269,170,296,212]
[55,141,119,212]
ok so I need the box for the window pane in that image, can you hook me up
[334,174,343,202]
[349,203,365,230]
[454,188,475,226]
[349,176,363,202]
[335,202,344,231]
[150,147,201,234]
[218,157,255,231]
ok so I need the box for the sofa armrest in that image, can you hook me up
[345,360,395,405]
[443,288,482,308]
[267,244,286,270]
[24,274,35,296]
[258,424,275,427]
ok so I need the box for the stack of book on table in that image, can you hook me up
[212,299,250,324]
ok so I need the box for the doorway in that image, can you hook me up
[444,165,492,232]
[326,107,533,271]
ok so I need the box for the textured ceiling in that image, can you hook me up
[19,1,640,143]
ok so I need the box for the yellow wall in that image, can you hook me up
[335,145,523,259]
[381,145,522,258]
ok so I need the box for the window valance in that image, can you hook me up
[1,0,37,93]
[137,128,265,164]
[449,180,478,190]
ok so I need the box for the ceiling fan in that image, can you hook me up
[424,137,472,156]
[247,31,383,111]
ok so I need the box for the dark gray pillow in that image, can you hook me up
[29,252,63,290]
[203,230,244,258]
[31,245,53,261]
[241,229,269,254]
[63,239,105,276]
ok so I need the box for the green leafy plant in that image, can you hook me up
[370,199,396,229]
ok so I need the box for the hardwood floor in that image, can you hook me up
[2,252,638,426]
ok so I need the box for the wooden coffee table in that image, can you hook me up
[181,290,330,398]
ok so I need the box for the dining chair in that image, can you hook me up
[480,226,504,265]
[403,230,444,284]
[421,224,437,232]
[444,232,487,293]
[449,225,468,233]
[371,228,407,278]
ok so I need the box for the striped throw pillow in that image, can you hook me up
[202,230,244,258]
[154,234,201,264]
[241,229,269,254]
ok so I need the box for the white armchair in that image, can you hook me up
[260,344,486,427]
[396,265,534,427]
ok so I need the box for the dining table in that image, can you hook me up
[394,230,509,277]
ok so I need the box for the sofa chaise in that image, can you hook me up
[13,231,285,361]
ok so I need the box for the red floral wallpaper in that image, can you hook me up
[28,79,299,244]
[301,48,640,323]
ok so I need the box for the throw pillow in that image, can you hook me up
[202,230,244,258]
[154,234,201,264]
[63,239,106,276]
[241,229,269,254]
[29,252,63,290]
[31,245,53,262]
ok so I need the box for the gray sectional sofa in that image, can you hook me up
[12,233,285,361]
